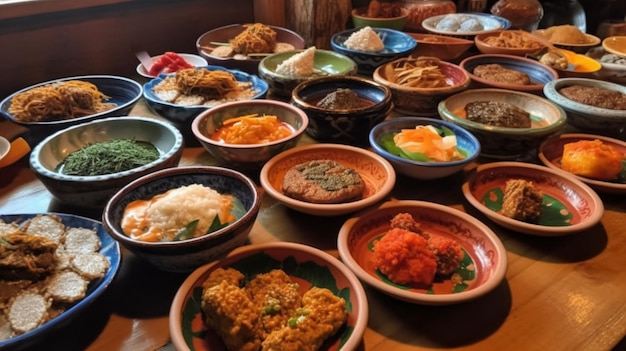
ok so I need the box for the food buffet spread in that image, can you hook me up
[1,2,626,350]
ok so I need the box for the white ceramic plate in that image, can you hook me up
[135,53,208,78]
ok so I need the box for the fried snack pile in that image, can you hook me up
[390,57,450,88]
[201,268,347,351]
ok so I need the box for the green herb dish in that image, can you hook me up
[369,117,480,180]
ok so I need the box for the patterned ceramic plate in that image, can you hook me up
[538,133,626,194]
[337,200,507,305]
[169,242,368,351]
[462,161,604,236]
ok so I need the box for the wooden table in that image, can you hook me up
[1,100,625,351]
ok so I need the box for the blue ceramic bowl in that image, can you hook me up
[191,99,309,170]
[0,213,121,351]
[30,116,184,208]
[143,65,268,142]
[459,54,559,94]
[438,88,567,159]
[330,27,417,75]
[543,78,626,139]
[291,76,392,145]
[258,49,358,98]
[102,166,261,272]
[0,75,142,145]
[369,117,480,180]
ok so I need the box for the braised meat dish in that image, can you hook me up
[465,101,531,128]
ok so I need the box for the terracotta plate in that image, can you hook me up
[169,242,368,351]
[337,200,507,305]
[602,35,626,57]
[538,133,626,194]
[259,144,396,216]
[462,161,604,236]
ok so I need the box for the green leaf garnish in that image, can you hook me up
[173,220,199,241]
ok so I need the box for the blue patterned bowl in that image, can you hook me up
[330,27,416,75]
[369,117,480,180]
[30,116,184,207]
[0,75,142,145]
[103,166,261,272]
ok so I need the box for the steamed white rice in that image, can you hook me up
[146,184,222,235]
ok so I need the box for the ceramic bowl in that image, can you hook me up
[533,28,601,54]
[0,75,142,146]
[337,200,508,305]
[351,6,409,30]
[259,144,396,216]
[373,57,471,116]
[102,166,261,272]
[459,54,559,93]
[474,30,549,56]
[438,88,567,159]
[258,49,358,98]
[196,23,306,74]
[290,76,392,145]
[543,77,626,140]
[169,241,368,351]
[29,116,184,208]
[538,133,626,194]
[422,13,512,40]
[0,213,121,351]
[550,48,602,78]
[191,99,309,170]
[462,161,604,236]
[602,35,626,57]
[135,53,208,78]
[143,65,268,143]
[408,33,474,62]
[586,47,626,84]
[368,117,480,180]
[329,27,416,75]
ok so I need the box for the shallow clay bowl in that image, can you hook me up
[474,30,549,56]
[408,33,474,61]
[337,200,508,305]
[169,242,368,351]
[259,143,396,216]
[462,161,604,236]
[351,6,410,30]
[538,133,626,194]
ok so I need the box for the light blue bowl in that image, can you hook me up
[143,65,268,142]
[330,27,417,75]
[369,117,480,180]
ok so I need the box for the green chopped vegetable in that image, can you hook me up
[172,220,199,241]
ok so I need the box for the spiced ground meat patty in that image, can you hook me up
[473,63,531,85]
[282,159,365,204]
[465,101,531,128]
[558,84,626,110]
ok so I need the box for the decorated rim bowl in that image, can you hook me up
[351,6,410,30]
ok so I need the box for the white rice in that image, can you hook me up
[146,184,222,236]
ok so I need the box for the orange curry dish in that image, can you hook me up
[209,114,294,144]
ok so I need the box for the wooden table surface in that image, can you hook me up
[1,100,625,351]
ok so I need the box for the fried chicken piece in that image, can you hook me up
[389,212,427,238]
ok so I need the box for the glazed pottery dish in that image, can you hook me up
[538,133,626,194]
[408,33,474,61]
[30,116,184,208]
[586,47,626,84]
[462,162,604,236]
[602,35,626,57]
[351,6,409,30]
[191,99,309,170]
[0,213,121,351]
[422,13,511,39]
[259,143,396,216]
[474,30,549,56]
[0,75,142,145]
[258,49,357,98]
[103,166,261,272]
[290,76,392,145]
[533,27,601,54]
[459,54,558,93]
[330,27,416,74]
[337,200,508,305]
[196,23,306,74]
[543,77,626,140]
[135,52,208,78]
[438,88,566,159]
[550,48,602,78]
[368,117,480,180]
[169,242,368,351]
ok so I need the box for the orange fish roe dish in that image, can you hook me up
[209,114,294,144]
[373,227,437,286]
